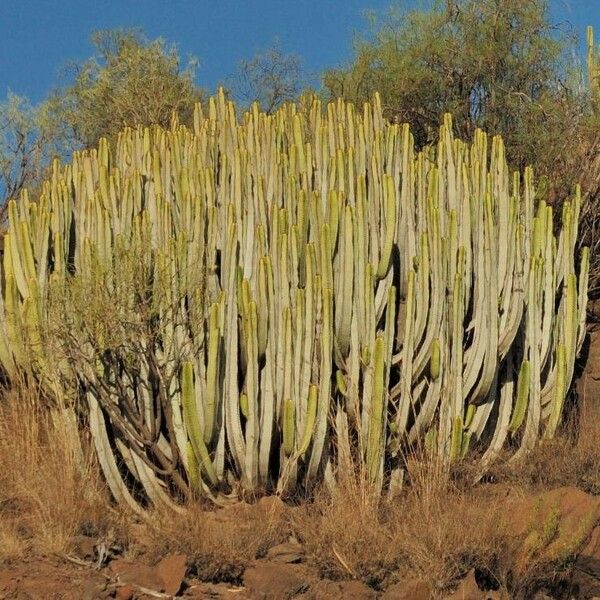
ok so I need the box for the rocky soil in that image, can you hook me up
[4,484,600,599]
[3,334,600,600]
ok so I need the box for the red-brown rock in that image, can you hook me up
[381,579,432,600]
[156,553,188,595]
[307,579,376,599]
[337,580,377,599]
[501,486,600,578]
[266,541,305,564]
[109,558,165,593]
[447,570,484,599]
[243,561,309,599]
[115,584,136,600]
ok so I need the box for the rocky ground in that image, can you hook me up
[3,337,600,600]
[3,484,600,599]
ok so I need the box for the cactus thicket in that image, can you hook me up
[0,90,588,507]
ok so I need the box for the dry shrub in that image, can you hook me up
[141,497,291,583]
[0,520,26,561]
[398,458,508,591]
[292,457,508,594]
[291,474,403,588]
[0,380,114,559]
[1,373,598,599]
[490,393,600,494]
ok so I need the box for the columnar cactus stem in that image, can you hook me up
[0,90,587,505]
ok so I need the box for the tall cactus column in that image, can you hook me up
[0,89,588,507]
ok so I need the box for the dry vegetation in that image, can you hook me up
[291,462,508,594]
[142,499,290,583]
[2,361,600,598]
[0,380,120,560]
[489,395,600,495]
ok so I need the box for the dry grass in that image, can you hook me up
[140,497,291,583]
[291,458,510,596]
[396,459,509,592]
[2,376,600,598]
[0,520,26,561]
[292,474,404,588]
[133,459,510,594]
[0,381,116,561]
[489,393,600,494]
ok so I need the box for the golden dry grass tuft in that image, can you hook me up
[0,520,26,561]
[396,458,510,591]
[2,375,600,598]
[0,381,116,561]
[291,458,510,595]
[490,393,600,494]
[292,474,403,588]
[141,497,291,583]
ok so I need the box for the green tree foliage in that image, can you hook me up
[44,28,204,149]
[323,0,583,180]
[0,27,204,212]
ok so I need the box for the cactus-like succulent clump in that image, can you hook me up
[0,90,588,507]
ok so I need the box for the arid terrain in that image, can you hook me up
[1,1,600,598]
[1,333,600,600]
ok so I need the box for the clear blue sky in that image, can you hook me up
[0,0,599,104]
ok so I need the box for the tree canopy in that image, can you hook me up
[324,0,584,180]
[231,42,308,113]
[0,93,60,207]
[44,28,204,150]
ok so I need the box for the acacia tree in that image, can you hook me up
[324,0,583,180]
[44,28,204,150]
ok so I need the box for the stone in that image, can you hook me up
[307,580,376,599]
[502,487,600,578]
[184,581,250,598]
[73,534,97,560]
[570,567,600,599]
[243,561,309,599]
[570,519,600,597]
[81,581,110,600]
[266,542,305,563]
[447,570,485,599]
[337,580,377,599]
[381,579,432,600]
[577,525,600,573]
[156,553,188,595]
[115,584,136,600]
[109,558,165,593]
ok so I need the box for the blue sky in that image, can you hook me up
[0,0,599,104]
